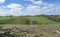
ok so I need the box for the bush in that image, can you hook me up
[31,21,38,25]
[10,15,13,17]
[0,22,5,24]
[38,23,41,25]
[24,19,30,25]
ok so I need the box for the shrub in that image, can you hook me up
[0,22,5,24]
[10,15,13,17]
[24,19,30,25]
[31,21,38,25]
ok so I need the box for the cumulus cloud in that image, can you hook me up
[0,7,9,16]
[23,5,54,15]
[7,3,23,9]
[23,0,55,15]
[0,3,24,16]
[33,1,43,5]
[0,0,5,4]
[23,5,41,15]
[6,3,24,16]
[0,0,58,16]
[24,0,43,4]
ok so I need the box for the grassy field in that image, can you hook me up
[0,24,60,37]
[26,16,58,24]
[0,17,30,24]
[0,16,59,37]
[0,16,59,25]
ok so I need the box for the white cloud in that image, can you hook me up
[25,0,43,5]
[7,3,23,9]
[23,5,41,15]
[0,3,24,16]
[25,0,54,8]
[0,12,9,16]
[33,0,54,8]
[6,3,24,16]
[0,7,9,16]
[0,0,58,16]
[23,0,55,15]
[23,5,54,15]
[24,0,35,2]
[0,0,5,4]
[33,1,43,5]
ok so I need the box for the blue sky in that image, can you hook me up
[0,0,60,16]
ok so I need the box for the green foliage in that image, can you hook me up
[31,21,38,24]
[44,15,60,22]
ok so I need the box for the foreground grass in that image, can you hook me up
[0,24,60,37]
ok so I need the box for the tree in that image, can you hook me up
[10,15,13,17]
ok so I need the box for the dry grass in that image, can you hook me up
[0,24,60,37]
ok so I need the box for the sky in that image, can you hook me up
[0,0,60,16]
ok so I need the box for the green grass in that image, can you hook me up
[0,17,30,24]
[0,16,59,24]
[26,16,58,24]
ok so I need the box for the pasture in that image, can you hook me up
[0,16,59,25]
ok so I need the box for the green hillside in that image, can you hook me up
[0,16,58,24]
[0,17,30,24]
[26,16,58,24]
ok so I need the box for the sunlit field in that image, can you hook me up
[0,16,59,25]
